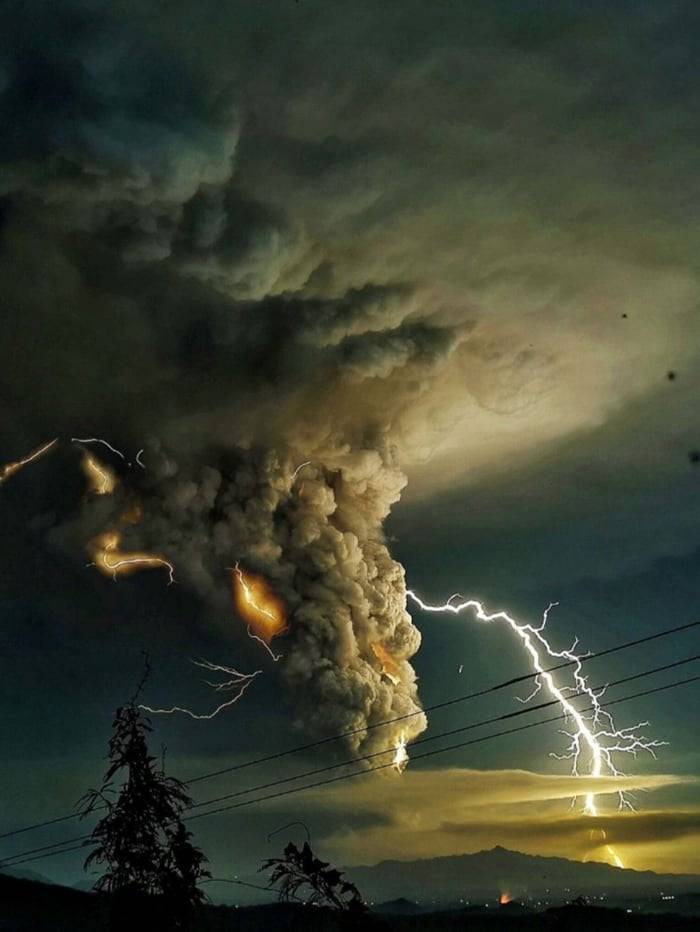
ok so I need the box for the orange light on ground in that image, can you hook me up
[232,563,288,645]
[372,642,400,685]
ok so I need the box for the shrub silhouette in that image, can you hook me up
[80,702,209,930]
[261,840,366,915]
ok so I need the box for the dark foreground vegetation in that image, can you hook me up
[1,873,699,932]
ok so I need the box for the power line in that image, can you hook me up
[183,618,700,784]
[2,617,697,844]
[6,672,698,870]
[2,666,698,871]
[182,653,700,816]
[183,672,700,824]
[1,841,89,870]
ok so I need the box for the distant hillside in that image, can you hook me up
[346,846,700,905]
[0,872,101,931]
[2,866,55,885]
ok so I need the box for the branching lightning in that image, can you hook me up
[232,562,287,661]
[139,660,262,720]
[0,438,58,486]
[406,589,667,867]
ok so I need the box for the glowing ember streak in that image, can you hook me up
[81,451,117,496]
[372,642,401,685]
[89,530,175,584]
[232,562,288,658]
[140,661,262,720]
[0,438,58,485]
[499,893,512,906]
[406,589,666,867]
[393,732,409,773]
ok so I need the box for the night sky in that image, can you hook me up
[1,0,699,895]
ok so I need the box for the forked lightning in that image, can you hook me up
[406,589,667,867]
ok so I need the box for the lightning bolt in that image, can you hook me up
[393,732,409,773]
[0,438,58,486]
[140,661,262,720]
[290,461,312,483]
[245,627,283,662]
[88,530,176,584]
[73,436,148,471]
[406,589,667,868]
[71,437,126,460]
[81,451,118,496]
[232,562,285,661]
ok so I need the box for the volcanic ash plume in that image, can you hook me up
[115,444,426,752]
[1,2,500,755]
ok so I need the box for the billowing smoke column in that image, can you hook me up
[0,3,524,755]
[114,444,427,752]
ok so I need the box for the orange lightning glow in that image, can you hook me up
[119,500,143,525]
[499,893,512,905]
[81,451,117,496]
[232,563,288,653]
[88,530,175,584]
[0,438,58,485]
[372,642,401,685]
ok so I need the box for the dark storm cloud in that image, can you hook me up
[0,1,236,213]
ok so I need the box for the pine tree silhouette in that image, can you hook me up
[80,698,209,930]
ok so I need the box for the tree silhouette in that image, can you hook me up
[80,701,209,930]
[260,840,366,915]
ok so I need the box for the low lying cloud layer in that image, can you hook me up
[294,767,700,870]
